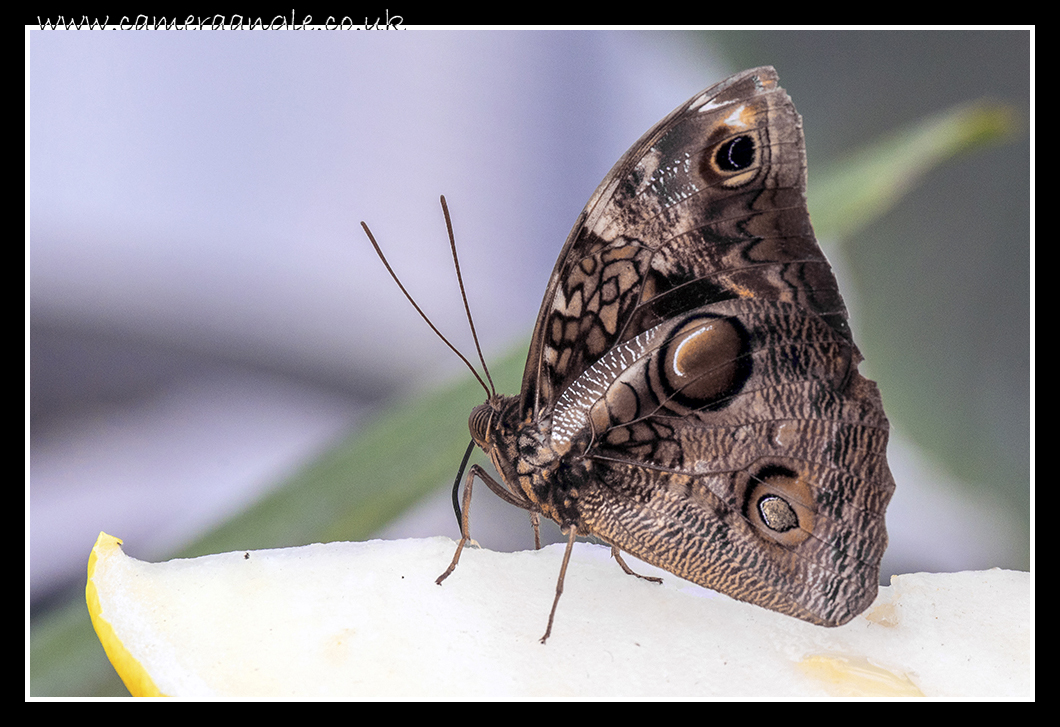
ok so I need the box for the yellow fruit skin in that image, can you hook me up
[86,532,166,697]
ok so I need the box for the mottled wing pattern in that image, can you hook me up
[521,67,849,418]
[520,67,894,625]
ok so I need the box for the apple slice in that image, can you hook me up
[85,532,1029,698]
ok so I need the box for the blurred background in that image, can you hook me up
[30,29,1029,649]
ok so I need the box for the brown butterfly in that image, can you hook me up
[364,66,895,643]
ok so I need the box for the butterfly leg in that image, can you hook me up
[530,512,542,550]
[438,464,534,584]
[435,464,479,585]
[611,547,662,584]
[540,524,578,644]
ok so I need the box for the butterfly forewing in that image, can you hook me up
[522,68,851,420]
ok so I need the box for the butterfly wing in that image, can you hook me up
[521,66,894,625]
[521,66,850,418]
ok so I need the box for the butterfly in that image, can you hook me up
[364,66,895,643]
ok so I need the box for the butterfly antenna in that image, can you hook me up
[361,215,492,398]
[439,195,497,398]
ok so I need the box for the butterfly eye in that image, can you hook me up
[715,135,755,172]
[468,403,494,447]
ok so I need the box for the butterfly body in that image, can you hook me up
[426,67,894,637]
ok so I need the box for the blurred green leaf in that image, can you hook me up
[809,101,1016,240]
[30,98,1018,697]
[179,345,527,559]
